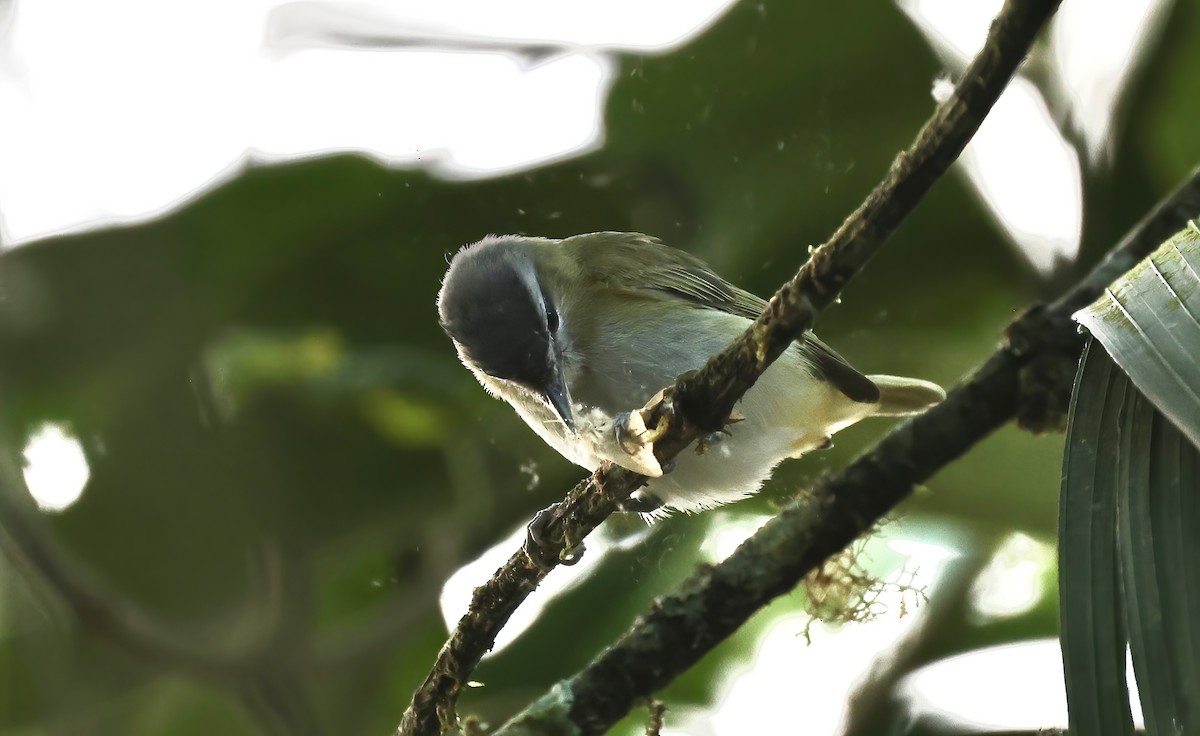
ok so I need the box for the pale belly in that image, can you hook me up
[495,310,875,513]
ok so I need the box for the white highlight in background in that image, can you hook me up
[668,522,962,736]
[968,531,1055,623]
[1051,0,1173,165]
[0,0,737,247]
[899,639,1146,731]
[921,69,1084,270]
[21,423,90,512]
[439,521,646,656]
[896,0,1002,65]
[901,0,1143,275]
[959,77,1083,275]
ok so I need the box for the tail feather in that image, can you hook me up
[868,375,945,416]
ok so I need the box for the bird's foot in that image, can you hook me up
[694,406,745,455]
[696,428,730,455]
[613,388,675,477]
[524,503,586,570]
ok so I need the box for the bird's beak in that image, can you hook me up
[542,366,575,431]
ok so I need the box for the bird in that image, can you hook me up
[437,231,944,516]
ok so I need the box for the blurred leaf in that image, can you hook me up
[1058,339,1136,736]
[1075,223,1200,447]
[1139,0,1200,188]
[359,388,450,448]
[205,328,345,399]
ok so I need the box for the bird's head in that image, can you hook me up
[437,236,574,429]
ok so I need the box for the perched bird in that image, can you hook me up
[437,232,944,516]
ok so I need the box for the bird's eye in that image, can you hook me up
[546,307,560,333]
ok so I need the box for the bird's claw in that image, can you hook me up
[694,406,744,455]
[613,388,675,478]
[525,503,586,570]
[696,428,730,455]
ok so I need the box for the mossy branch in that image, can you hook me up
[397,1,1065,734]
[492,166,1200,736]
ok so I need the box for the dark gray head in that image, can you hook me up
[438,236,573,427]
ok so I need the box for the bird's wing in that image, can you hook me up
[565,232,880,404]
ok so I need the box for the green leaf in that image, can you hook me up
[1061,336,1200,735]
[1152,408,1200,728]
[1059,338,1136,736]
[1072,221,1200,734]
[1116,388,1179,736]
[1075,224,1200,447]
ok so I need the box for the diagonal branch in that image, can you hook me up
[397,1,1062,733]
[494,167,1200,736]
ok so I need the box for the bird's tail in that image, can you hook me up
[867,375,946,417]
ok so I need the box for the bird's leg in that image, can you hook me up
[524,503,586,570]
[696,429,729,455]
[695,408,745,455]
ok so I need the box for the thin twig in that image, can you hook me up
[397,1,1062,733]
[492,168,1200,736]
[644,699,666,736]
